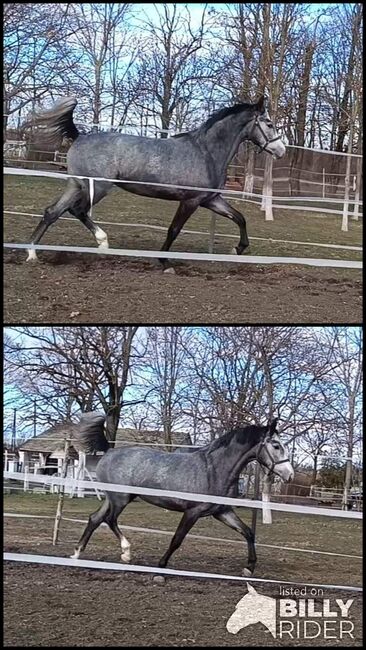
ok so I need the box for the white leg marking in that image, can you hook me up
[95,226,109,249]
[120,535,131,563]
[70,548,81,559]
[26,248,38,261]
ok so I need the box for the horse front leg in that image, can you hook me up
[158,510,201,567]
[214,507,256,576]
[159,198,199,272]
[201,194,249,255]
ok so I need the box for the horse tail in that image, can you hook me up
[22,96,79,145]
[74,412,110,454]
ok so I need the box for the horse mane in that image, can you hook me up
[203,102,254,131]
[172,101,255,139]
[206,423,264,452]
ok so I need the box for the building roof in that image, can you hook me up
[17,422,192,455]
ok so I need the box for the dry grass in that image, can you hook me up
[4,176,362,262]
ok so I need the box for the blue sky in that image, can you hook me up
[3,326,363,467]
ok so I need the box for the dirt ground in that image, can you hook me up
[4,493,363,646]
[3,176,362,324]
[4,253,363,324]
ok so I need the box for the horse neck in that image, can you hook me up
[208,434,258,485]
[201,111,254,183]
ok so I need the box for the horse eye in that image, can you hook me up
[272,443,280,449]
[267,122,274,128]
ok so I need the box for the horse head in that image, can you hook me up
[245,95,286,159]
[255,418,294,482]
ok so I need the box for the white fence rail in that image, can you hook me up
[4,471,362,519]
[4,167,362,269]
[4,471,362,591]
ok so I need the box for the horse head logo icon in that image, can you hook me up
[226,583,276,638]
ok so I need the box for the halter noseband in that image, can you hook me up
[247,115,282,153]
[256,438,290,477]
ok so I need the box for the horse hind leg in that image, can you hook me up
[26,178,83,261]
[70,180,112,250]
[71,498,110,559]
[105,497,135,563]
[72,210,109,250]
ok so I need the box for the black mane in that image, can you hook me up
[172,102,255,139]
[203,102,254,131]
[206,423,264,452]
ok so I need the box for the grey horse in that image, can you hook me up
[71,414,293,575]
[23,95,286,269]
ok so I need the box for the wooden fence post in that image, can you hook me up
[208,213,216,253]
[52,438,70,546]
[251,463,261,540]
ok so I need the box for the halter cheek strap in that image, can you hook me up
[247,115,282,153]
[256,438,290,477]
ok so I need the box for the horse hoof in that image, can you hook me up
[121,553,131,563]
[26,249,38,262]
[153,575,166,584]
[242,567,253,577]
[230,247,238,256]
[163,267,175,275]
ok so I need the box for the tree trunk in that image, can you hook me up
[311,454,318,484]
[262,475,273,524]
[105,409,120,443]
[341,121,353,232]
[93,63,102,130]
[262,156,274,220]
[336,6,362,152]
[342,457,352,510]
[243,148,255,195]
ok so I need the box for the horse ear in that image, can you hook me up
[256,94,267,113]
[267,418,278,437]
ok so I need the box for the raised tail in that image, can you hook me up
[74,412,110,454]
[22,96,79,145]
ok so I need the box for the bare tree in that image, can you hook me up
[137,327,194,448]
[132,3,212,135]
[4,326,142,441]
[319,327,363,508]
[58,4,136,128]
[3,3,77,136]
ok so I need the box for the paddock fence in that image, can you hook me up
[3,470,362,592]
[3,167,362,270]
[3,440,363,511]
